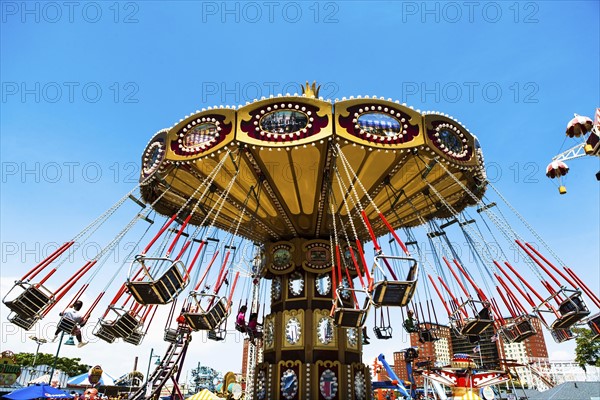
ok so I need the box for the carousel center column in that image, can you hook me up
[254,238,372,400]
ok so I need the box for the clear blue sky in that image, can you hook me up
[1,0,599,382]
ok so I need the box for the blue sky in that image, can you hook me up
[1,0,599,383]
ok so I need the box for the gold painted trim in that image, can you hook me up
[237,96,333,147]
[267,241,295,275]
[313,309,337,349]
[282,309,305,349]
[334,98,425,149]
[166,109,236,161]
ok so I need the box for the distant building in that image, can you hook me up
[241,338,263,392]
[393,323,453,386]
[451,324,499,370]
[497,317,550,389]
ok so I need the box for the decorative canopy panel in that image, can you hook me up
[140,92,486,243]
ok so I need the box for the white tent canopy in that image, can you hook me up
[66,372,116,387]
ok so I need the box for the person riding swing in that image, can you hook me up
[403,310,419,333]
[235,305,248,333]
[54,300,88,347]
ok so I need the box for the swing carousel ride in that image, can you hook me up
[4,83,599,400]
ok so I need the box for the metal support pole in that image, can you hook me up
[48,331,65,385]
[145,348,154,390]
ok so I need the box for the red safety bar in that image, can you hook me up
[521,242,579,289]
[166,214,193,258]
[143,214,178,255]
[226,272,240,312]
[24,241,75,281]
[564,267,600,308]
[194,250,220,292]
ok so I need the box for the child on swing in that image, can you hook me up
[403,309,419,333]
[236,305,248,332]
[247,312,262,342]
[54,300,88,347]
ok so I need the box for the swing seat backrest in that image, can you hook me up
[371,281,417,307]
[450,299,493,337]
[551,328,574,343]
[112,312,143,338]
[536,289,589,330]
[552,293,590,329]
[3,282,54,318]
[126,258,187,305]
[154,261,187,301]
[208,329,226,341]
[373,326,393,340]
[57,316,78,334]
[94,322,118,343]
[418,328,438,343]
[126,281,163,305]
[333,307,367,328]
[460,317,493,336]
[8,312,38,330]
[402,320,419,333]
[515,318,535,335]
[370,256,418,307]
[164,328,179,343]
[502,318,536,343]
[123,330,144,345]
[502,326,518,343]
[332,287,370,328]
[588,313,600,338]
[183,296,229,331]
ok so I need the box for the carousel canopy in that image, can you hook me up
[139,90,486,242]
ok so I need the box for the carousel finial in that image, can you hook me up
[301,81,320,98]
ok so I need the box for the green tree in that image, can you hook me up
[14,353,90,376]
[573,328,600,371]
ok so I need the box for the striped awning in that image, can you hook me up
[185,389,219,400]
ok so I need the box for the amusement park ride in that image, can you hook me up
[3,83,599,400]
[545,108,600,194]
